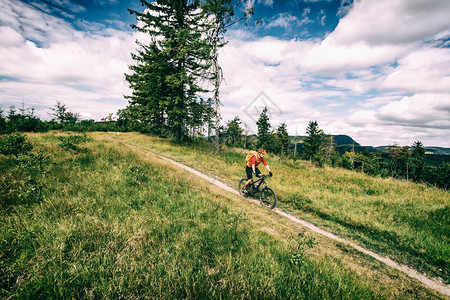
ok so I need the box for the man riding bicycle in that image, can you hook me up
[243,148,272,191]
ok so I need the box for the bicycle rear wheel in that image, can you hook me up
[239,178,249,197]
[259,187,277,209]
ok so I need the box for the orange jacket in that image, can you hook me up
[247,155,267,168]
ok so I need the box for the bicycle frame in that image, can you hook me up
[250,175,267,193]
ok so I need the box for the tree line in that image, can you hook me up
[223,107,449,190]
[0,102,124,134]
[1,99,449,190]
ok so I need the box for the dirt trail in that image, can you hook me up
[112,137,450,297]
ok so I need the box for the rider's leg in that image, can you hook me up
[244,179,252,189]
[243,166,253,189]
[255,168,262,178]
[254,168,263,187]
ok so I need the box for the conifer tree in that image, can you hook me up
[126,0,212,142]
[303,120,325,163]
[125,41,170,135]
[0,108,5,133]
[411,140,425,180]
[256,107,271,148]
[277,122,289,155]
[50,101,80,124]
[225,116,243,146]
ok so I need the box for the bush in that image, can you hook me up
[0,148,50,207]
[58,134,90,160]
[0,132,33,158]
[290,231,318,266]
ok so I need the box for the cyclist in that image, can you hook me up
[243,148,273,191]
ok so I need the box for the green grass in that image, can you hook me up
[0,132,415,299]
[109,132,450,284]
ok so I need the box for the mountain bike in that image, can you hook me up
[239,174,277,209]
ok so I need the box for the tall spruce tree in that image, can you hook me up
[256,107,271,149]
[125,43,170,135]
[225,116,243,146]
[0,108,5,133]
[411,140,425,180]
[303,120,325,163]
[126,0,212,142]
[277,122,289,155]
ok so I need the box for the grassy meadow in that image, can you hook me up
[0,131,447,299]
[108,132,449,284]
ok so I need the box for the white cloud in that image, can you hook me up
[297,0,333,2]
[265,9,312,31]
[0,26,24,47]
[376,94,450,129]
[357,95,404,108]
[245,0,255,11]
[318,9,326,26]
[322,93,450,146]
[265,13,301,30]
[337,0,353,17]
[0,25,134,88]
[381,47,450,93]
[0,80,126,120]
[257,0,273,7]
[1,0,85,48]
[347,110,377,127]
[0,0,135,120]
[94,0,120,6]
[329,0,450,45]
[48,0,86,13]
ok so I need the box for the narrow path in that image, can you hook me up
[112,136,450,297]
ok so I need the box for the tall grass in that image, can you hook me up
[109,132,450,283]
[0,132,405,299]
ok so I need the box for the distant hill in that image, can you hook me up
[332,135,361,147]
[375,146,450,155]
[288,135,450,156]
[424,147,450,155]
[289,134,363,154]
[290,134,360,147]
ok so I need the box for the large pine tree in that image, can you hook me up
[256,107,271,149]
[126,0,212,142]
[303,120,325,162]
[125,42,170,135]
[277,122,289,155]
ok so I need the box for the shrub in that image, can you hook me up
[58,134,90,160]
[0,132,33,158]
[290,231,318,266]
[1,149,50,206]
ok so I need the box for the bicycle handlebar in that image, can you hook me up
[256,173,272,180]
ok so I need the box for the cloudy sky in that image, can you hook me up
[1,0,450,147]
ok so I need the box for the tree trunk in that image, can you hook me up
[160,110,165,137]
[213,26,221,153]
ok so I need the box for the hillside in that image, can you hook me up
[375,146,450,155]
[111,133,449,285]
[1,132,448,299]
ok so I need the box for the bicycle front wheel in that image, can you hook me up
[239,178,248,197]
[259,187,277,209]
